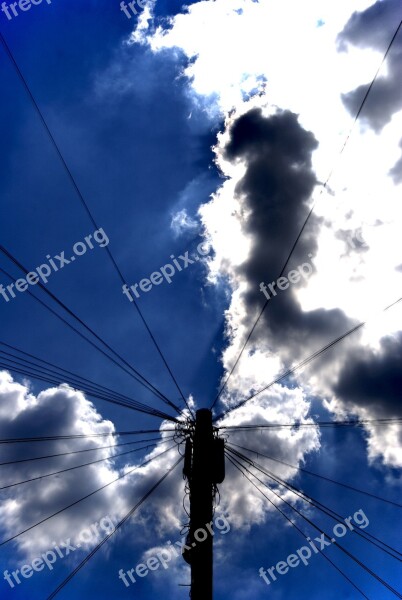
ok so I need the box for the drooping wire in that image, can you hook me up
[228,440,402,509]
[219,418,402,430]
[227,448,402,599]
[0,435,169,467]
[0,340,177,420]
[0,428,178,445]
[226,452,370,600]
[45,455,183,600]
[226,445,402,562]
[211,19,402,411]
[0,359,176,423]
[0,349,179,423]
[0,443,178,547]
[0,257,181,416]
[0,438,176,491]
[0,268,176,414]
[0,362,175,422]
[214,295,402,422]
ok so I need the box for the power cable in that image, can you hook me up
[0,444,178,547]
[0,436,169,467]
[0,351,178,422]
[0,30,193,417]
[214,295,402,422]
[228,448,402,598]
[226,445,402,562]
[0,257,181,415]
[46,455,183,600]
[0,439,175,491]
[228,440,402,509]
[227,452,370,599]
[0,428,178,445]
[211,19,402,411]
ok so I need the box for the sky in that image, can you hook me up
[0,0,401,599]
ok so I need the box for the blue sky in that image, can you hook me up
[0,0,401,599]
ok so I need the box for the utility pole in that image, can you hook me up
[183,408,225,600]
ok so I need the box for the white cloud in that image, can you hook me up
[0,367,322,569]
[170,208,198,236]
[0,372,180,559]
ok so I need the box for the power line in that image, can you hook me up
[226,453,370,599]
[227,445,402,561]
[219,418,402,430]
[340,19,402,145]
[0,257,181,416]
[0,348,179,423]
[228,440,402,509]
[0,444,178,547]
[0,428,178,445]
[211,202,315,411]
[0,439,177,491]
[0,31,193,418]
[227,448,402,598]
[0,436,168,467]
[0,267,175,411]
[0,340,176,418]
[211,19,402,411]
[226,445,402,563]
[0,361,175,423]
[46,455,183,600]
[0,357,176,422]
[214,295,402,422]
[0,442,158,489]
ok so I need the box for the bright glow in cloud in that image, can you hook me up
[133,0,402,468]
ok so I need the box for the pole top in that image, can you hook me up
[195,408,213,425]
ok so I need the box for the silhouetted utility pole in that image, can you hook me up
[183,408,225,600]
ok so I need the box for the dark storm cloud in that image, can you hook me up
[337,0,402,132]
[223,108,354,362]
[334,333,402,416]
